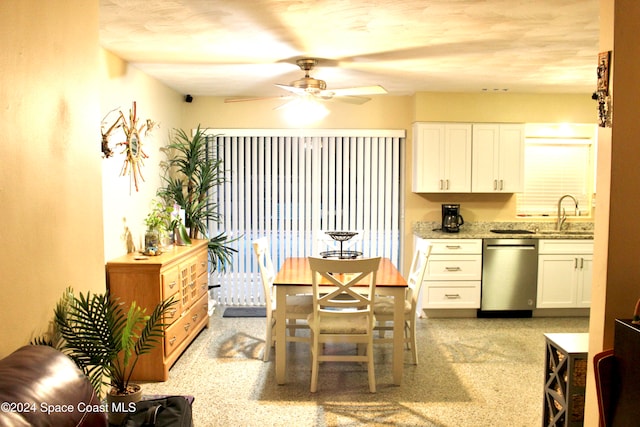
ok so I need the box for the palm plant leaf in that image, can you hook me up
[159,124,238,269]
[52,289,176,398]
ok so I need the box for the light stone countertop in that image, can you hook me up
[413,221,594,240]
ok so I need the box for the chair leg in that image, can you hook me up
[287,318,297,337]
[408,320,418,365]
[378,320,387,338]
[264,318,274,362]
[367,340,376,393]
[310,335,320,393]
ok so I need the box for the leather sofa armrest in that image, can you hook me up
[0,345,107,427]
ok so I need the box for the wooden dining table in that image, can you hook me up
[273,257,408,386]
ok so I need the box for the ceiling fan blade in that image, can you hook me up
[274,84,309,95]
[327,95,372,105]
[224,95,292,103]
[327,85,387,96]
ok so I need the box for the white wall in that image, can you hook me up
[0,0,104,356]
[100,49,184,261]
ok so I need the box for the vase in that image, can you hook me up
[106,383,142,425]
[144,229,160,255]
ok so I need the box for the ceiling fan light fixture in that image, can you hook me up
[283,96,329,125]
[291,77,327,92]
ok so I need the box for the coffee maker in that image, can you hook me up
[442,204,464,233]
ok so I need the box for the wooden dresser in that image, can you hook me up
[106,239,209,381]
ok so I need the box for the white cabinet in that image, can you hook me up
[420,238,482,309]
[412,123,472,192]
[413,122,524,193]
[536,240,593,309]
[471,124,524,193]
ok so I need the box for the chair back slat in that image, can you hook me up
[253,237,275,313]
[308,257,381,321]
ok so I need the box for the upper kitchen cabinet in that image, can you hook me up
[412,122,472,193]
[471,124,525,193]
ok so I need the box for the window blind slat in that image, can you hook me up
[206,130,404,306]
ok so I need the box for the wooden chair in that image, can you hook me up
[593,349,617,427]
[307,256,381,393]
[374,240,432,364]
[252,238,312,362]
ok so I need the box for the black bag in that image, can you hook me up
[122,396,193,427]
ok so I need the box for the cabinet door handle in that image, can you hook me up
[493,179,497,190]
[445,266,462,271]
[580,258,584,269]
[444,294,461,299]
[574,258,578,269]
[439,179,444,190]
[446,179,450,190]
[189,281,196,288]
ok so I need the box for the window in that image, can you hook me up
[516,124,596,217]
[204,129,405,306]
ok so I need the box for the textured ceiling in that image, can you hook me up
[99,0,600,98]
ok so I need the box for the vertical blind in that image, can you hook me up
[204,129,405,306]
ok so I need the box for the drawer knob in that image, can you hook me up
[169,336,176,345]
[167,308,177,318]
[184,323,191,332]
[192,314,198,322]
[169,281,176,289]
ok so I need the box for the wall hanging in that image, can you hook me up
[596,51,612,128]
[100,102,156,192]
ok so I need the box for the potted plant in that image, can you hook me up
[52,288,176,424]
[157,125,236,271]
[143,198,176,254]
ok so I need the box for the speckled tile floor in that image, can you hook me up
[140,309,588,427]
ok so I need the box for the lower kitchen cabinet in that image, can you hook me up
[419,238,482,309]
[106,239,210,381]
[536,240,593,309]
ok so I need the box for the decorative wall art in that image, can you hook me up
[100,102,156,192]
[596,51,612,128]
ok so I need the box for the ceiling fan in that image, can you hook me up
[225,58,387,106]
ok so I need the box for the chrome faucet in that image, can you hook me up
[556,194,580,231]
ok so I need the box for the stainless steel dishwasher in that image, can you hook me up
[480,238,539,314]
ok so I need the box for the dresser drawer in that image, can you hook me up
[424,281,481,308]
[424,254,482,281]
[188,292,209,331]
[162,266,180,300]
[163,297,182,325]
[196,249,208,277]
[164,313,190,357]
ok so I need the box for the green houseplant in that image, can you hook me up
[52,288,176,422]
[158,125,236,271]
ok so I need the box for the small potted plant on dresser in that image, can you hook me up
[52,288,176,425]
